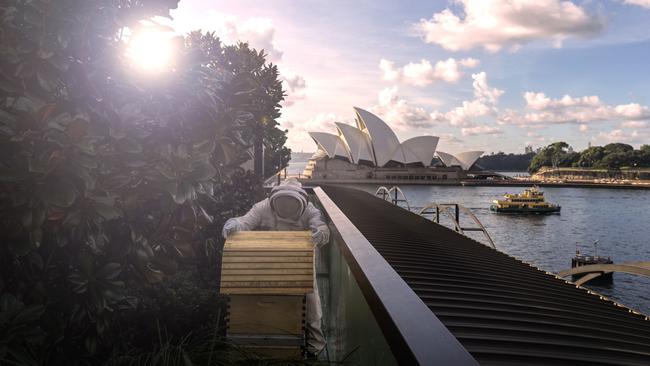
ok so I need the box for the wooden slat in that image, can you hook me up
[223,250,312,256]
[222,287,313,295]
[222,256,312,263]
[228,295,304,336]
[223,262,313,269]
[222,268,313,276]
[221,231,314,295]
[221,281,313,288]
[228,231,311,239]
[225,231,313,251]
[227,238,310,243]
[222,274,313,282]
[225,242,311,248]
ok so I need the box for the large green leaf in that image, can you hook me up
[95,263,121,281]
[37,177,77,207]
[186,161,216,181]
[9,239,37,257]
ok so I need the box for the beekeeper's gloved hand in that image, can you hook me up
[222,219,239,239]
[311,227,329,247]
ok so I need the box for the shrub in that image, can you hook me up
[0,1,285,364]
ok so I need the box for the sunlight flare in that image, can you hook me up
[126,28,174,72]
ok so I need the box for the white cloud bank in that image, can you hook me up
[431,72,504,127]
[413,0,603,52]
[281,70,307,106]
[205,13,283,61]
[369,71,504,136]
[370,86,432,130]
[379,57,479,86]
[498,92,650,126]
[187,12,308,107]
[461,125,502,136]
[595,129,650,144]
[624,0,650,8]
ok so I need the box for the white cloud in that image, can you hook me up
[499,92,650,126]
[624,0,650,8]
[301,113,346,132]
[281,70,307,106]
[459,58,481,68]
[431,72,503,127]
[579,124,588,132]
[366,72,503,136]
[441,99,493,126]
[621,120,648,128]
[524,92,600,110]
[206,13,283,61]
[595,129,650,144]
[438,133,464,144]
[461,125,502,136]
[413,0,603,52]
[473,71,504,104]
[379,57,479,86]
[281,112,351,152]
[370,86,432,130]
[173,11,310,109]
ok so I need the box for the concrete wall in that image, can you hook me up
[304,157,466,183]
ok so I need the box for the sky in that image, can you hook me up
[170,0,650,154]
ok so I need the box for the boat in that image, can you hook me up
[490,186,561,214]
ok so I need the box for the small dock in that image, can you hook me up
[571,253,614,285]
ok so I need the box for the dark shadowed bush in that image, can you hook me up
[0,1,286,364]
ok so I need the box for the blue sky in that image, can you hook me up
[171,0,650,154]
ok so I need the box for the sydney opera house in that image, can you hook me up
[301,107,484,183]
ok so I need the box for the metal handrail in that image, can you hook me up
[375,186,411,211]
[314,187,478,366]
[419,203,496,249]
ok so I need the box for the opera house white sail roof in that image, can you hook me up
[335,122,374,164]
[308,107,483,170]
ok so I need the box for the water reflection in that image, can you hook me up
[345,184,650,315]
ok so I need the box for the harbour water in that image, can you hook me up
[348,184,650,316]
[288,159,650,315]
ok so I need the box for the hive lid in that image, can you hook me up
[220,231,314,295]
[224,231,313,251]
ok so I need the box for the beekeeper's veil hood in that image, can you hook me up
[269,178,308,220]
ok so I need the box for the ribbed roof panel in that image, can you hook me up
[321,185,650,366]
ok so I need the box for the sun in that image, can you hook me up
[126,29,174,72]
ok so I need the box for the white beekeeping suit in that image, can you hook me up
[222,178,330,355]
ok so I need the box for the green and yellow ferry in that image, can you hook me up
[490,186,561,214]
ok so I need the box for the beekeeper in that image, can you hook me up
[221,178,330,356]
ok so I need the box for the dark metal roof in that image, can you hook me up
[319,185,650,366]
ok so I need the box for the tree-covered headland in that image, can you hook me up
[529,142,650,173]
[1,0,290,364]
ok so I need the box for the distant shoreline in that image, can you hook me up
[300,178,650,190]
[460,180,650,190]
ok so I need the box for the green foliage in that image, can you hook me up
[530,142,650,172]
[529,142,578,172]
[0,1,288,364]
[185,32,289,178]
[264,125,291,179]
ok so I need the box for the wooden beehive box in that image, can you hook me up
[220,231,314,357]
[220,230,314,294]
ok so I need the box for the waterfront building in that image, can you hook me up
[302,107,483,184]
